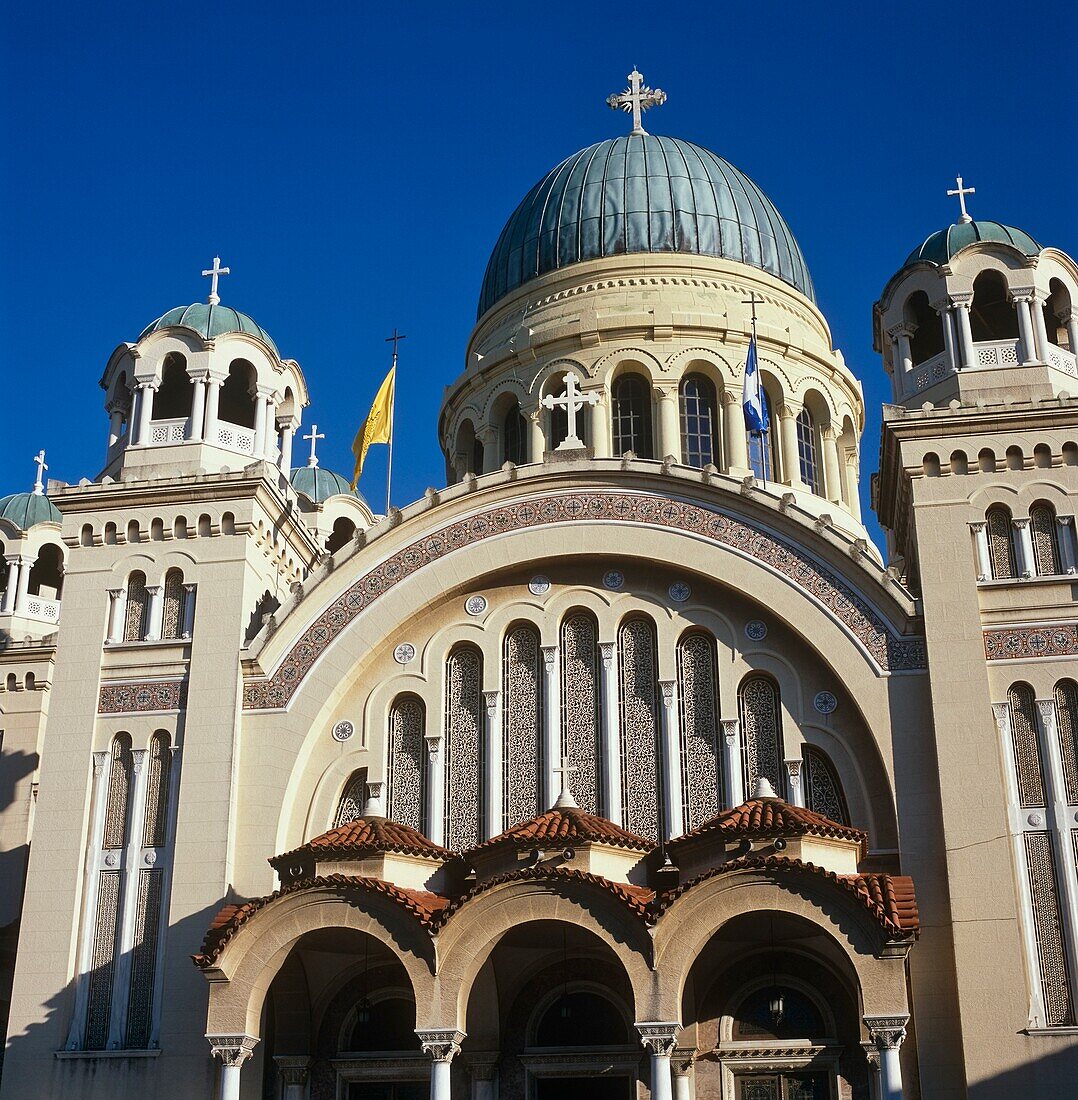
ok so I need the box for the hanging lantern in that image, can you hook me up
[768,988,786,1028]
[356,995,372,1025]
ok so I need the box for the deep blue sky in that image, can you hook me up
[2,2,1075,550]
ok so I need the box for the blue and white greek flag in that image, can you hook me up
[742,336,769,433]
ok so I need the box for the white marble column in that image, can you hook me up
[658,388,681,464]
[106,587,127,644]
[864,1015,908,1100]
[1013,518,1035,579]
[107,403,125,451]
[889,325,914,380]
[181,583,197,639]
[484,690,502,839]
[274,1056,311,1100]
[1057,516,1077,574]
[658,679,683,839]
[541,645,560,807]
[671,1050,696,1100]
[778,405,806,490]
[208,1034,258,1100]
[14,555,32,614]
[1032,294,1052,363]
[204,375,223,444]
[528,407,545,462]
[784,757,805,807]
[599,641,622,825]
[279,420,296,472]
[188,375,208,441]
[1064,308,1078,359]
[721,719,743,808]
[425,734,445,846]
[970,521,991,581]
[820,426,842,504]
[1014,295,1038,364]
[590,393,610,457]
[135,381,156,445]
[637,1022,679,1100]
[953,298,976,368]
[253,392,271,458]
[417,1029,465,1100]
[1,557,20,615]
[938,304,958,371]
[144,584,164,642]
[723,391,749,475]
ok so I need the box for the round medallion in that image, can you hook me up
[144,850,157,866]
[814,691,838,715]
[331,720,355,743]
[465,594,488,616]
[745,620,768,641]
[602,570,625,591]
[1028,812,1044,827]
[668,582,691,603]
[529,575,551,596]
[104,852,118,867]
[393,642,416,665]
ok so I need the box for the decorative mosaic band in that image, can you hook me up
[99,679,188,715]
[243,491,925,711]
[984,624,1078,661]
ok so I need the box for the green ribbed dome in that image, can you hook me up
[0,492,61,530]
[905,220,1041,268]
[139,302,279,356]
[290,466,365,505]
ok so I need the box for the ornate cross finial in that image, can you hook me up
[385,328,407,361]
[607,68,667,136]
[302,424,325,468]
[541,371,599,451]
[552,755,578,809]
[947,176,976,224]
[31,449,48,496]
[202,255,231,304]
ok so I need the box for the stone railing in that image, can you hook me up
[148,417,188,445]
[1047,344,1078,378]
[21,595,61,624]
[907,350,950,395]
[213,422,256,456]
[974,339,1021,369]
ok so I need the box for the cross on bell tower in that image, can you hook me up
[947,176,976,224]
[303,424,325,468]
[31,450,48,496]
[202,255,231,304]
[607,68,667,136]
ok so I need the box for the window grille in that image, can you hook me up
[161,569,184,640]
[503,624,542,830]
[679,374,719,468]
[677,632,721,830]
[1024,832,1075,1026]
[618,617,660,839]
[1030,504,1061,576]
[124,572,148,642]
[387,697,425,832]
[560,613,602,815]
[803,745,849,824]
[738,675,783,794]
[612,374,653,458]
[986,507,1016,580]
[103,735,133,850]
[748,392,778,482]
[84,871,122,1049]
[335,768,369,827]
[1055,680,1078,805]
[444,647,483,849]
[1009,683,1046,807]
[503,404,527,466]
[796,408,821,493]
[142,733,171,848]
[125,869,164,1048]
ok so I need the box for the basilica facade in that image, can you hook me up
[2,76,1078,1100]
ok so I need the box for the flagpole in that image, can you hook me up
[744,292,767,492]
[384,329,406,516]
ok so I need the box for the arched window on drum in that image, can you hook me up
[1055,679,1078,806]
[679,373,720,469]
[386,696,426,833]
[444,645,484,849]
[802,745,849,824]
[738,674,784,796]
[748,390,779,482]
[677,631,722,830]
[611,373,653,458]
[503,402,528,466]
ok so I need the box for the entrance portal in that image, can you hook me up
[535,1077,633,1100]
[735,1072,830,1099]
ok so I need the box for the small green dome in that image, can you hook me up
[290,466,365,505]
[904,220,1041,268]
[139,302,279,356]
[0,492,62,530]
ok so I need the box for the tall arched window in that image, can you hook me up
[1030,502,1061,577]
[971,270,1020,342]
[803,745,850,824]
[1055,680,1078,806]
[560,611,601,815]
[334,768,369,827]
[444,646,484,849]
[1009,683,1046,807]
[142,732,172,849]
[748,390,779,482]
[386,696,426,832]
[124,571,149,642]
[738,675,784,795]
[905,291,944,365]
[679,374,720,468]
[503,402,528,466]
[618,616,660,839]
[677,631,721,830]
[153,353,193,421]
[986,506,1017,580]
[472,438,485,477]
[219,360,257,429]
[611,373,653,458]
[161,568,184,640]
[27,543,64,599]
[503,623,543,830]
[796,408,821,493]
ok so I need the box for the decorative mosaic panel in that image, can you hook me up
[445,647,483,850]
[1030,506,1061,577]
[103,736,133,850]
[161,569,185,640]
[387,697,425,832]
[503,624,542,829]
[740,676,783,794]
[334,768,368,827]
[1024,831,1075,1026]
[1009,684,1047,808]
[125,868,163,1048]
[618,618,660,840]
[804,745,850,825]
[677,632,721,830]
[561,613,601,815]
[124,573,148,642]
[986,507,1016,580]
[985,624,1078,661]
[84,870,121,1050]
[1056,681,1078,805]
[98,679,187,715]
[142,733,171,848]
[242,491,927,710]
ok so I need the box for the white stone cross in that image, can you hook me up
[607,68,667,136]
[947,176,976,224]
[31,450,47,495]
[202,255,231,304]
[541,371,598,451]
[552,755,579,809]
[303,424,325,468]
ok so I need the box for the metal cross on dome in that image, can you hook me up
[202,255,231,304]
[541,371,598,451]
[947,176,976,224]
[607,68,667,136]
[31,450,47,496]
[303,424,325,468]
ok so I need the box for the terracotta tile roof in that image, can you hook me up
[669,798,868,858]
[844,872,919,933]
[461,806,655,858]
[269,817,451,871]
[193,875,450,967]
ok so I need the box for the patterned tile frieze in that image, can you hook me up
[243,491,925,710]
[98,679,188,715]
[984,624,1078,661]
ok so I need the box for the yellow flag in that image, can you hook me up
[351,365,395,488]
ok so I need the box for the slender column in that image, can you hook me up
[253,393,270,458]
[864,1016,908,1100]
[144,584,164,642]
[129,386,142,444]
[1057,516,1077,574]
[479,428,500,474]
[204,376,223,444]
[721,719,744,808]
[1032,294,1052,363]
[528,407,545,461]
[888,325,914,379]
[274,1056,311,1100]
[938,305,958,371]
[658,680,682,839]
[541,645,560,807]
[135,381,156,445]
[484,690,502,839]
[105,587,126,643]
[599,641,622,825]
[1014,296,1037,364]
[1013,518,1035,579]
[1,557,20,615]
[722,391,749,475]
[590,393,610,457]
[637,1023,679,1100]
[658,388,681,464]
[279,421,296,472]
[1064,308,1078,358]
[208,1035,259,1100]
[417,1029,465,1100]
[969,521,991,581]
[952,298,976,368]
[671,1050,696,1100]
[845,450,863,520]
[820,426,843,504]
[862,1043,881,1100]
[107,404,125,451]
[778,404,806,490]
[785,757,805,807]
[14,555,32,614]
[425,734,445,846]
[188,375,208,441]
[181,582,197,639]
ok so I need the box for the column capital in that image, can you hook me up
[424,732,443,761]
[1057,514,1074,528]
[863,1013,909,1050]
[886,322,915,340]
[599,640,616,668]
[255,384,277,400]
[1036,697,1058,728]
[784,757,803,780]
[968,520,986,533]
[636,1020,680,1056]
[274,1055,311,1085]
[721,718,740,747]
[207,1033,259,1067]
[658,679,676,709]
[1008,290,1036,305]
[182,582,197,594]
[107,587,124,599]
[991,701,1012,736]
[416,1028,465,1062]
[1013,517,1031,530]
[950,292,974,308]
[541,644,558,671]
[671,1048,697,1076]
[483,689,500,718]
[145,583,164,594]
[861,1039,881,1071]
[93,750,109,775]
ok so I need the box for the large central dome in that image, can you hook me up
[478,134,814,318]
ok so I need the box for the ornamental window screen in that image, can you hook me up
[612,374,653,458]
[986,506,1016,580]
[124,571,149,642]
[1024,831,1076,1026]
[444,646,484,850]
[1030,503,1061,576]
[84,870,122,1049]
[677,632,721,831]
[560,612,602,814]
[679,373,720,469]
[386,697,426,832]
[1055,680,1078,805]
[618,616,660,840]
[748,392,779,482]
[738,675,784,795]
[124,867,164,1048]
[1009,683,1047,807]
[803,745,850,825]
[103,734,134,850]
[796,408,821,494]
[161,568,184,640]
[503,624,543,830]
[503,403,528,466]
[334,767,369,827]
[142,732,171,848]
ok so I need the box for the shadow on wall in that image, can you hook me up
[971,1044,1078,1099]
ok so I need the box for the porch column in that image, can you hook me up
[417,1029,465,1100]
[144,584,164,642]
[723,390,749,475]
[1013,518,1035,579]
[784,757,805,807]
[135,381,156,445]
[1014,295,1038,364]
[1057,516,1077,574]
[1,557,20,615]
[658,387,681,464]
[637,1022,680,1100]
[599,641,622,825]
[274,1056,311,1100]
[672,1050,696,1100]
[204,375,223,444]
[484,690,502,839]
[658,679,683,839]
[541,645,560,807]
[106,587,127,643]
[864,1015,908,1100]
[970,521,991,581]
[954,297,976,368]
[208,1034,258,1100]
[188,374,208,441]
[425,734,445,846]
[181,582,197,639]
[888,325,914,379]
[14,555,32,614]
[721,719,743,808]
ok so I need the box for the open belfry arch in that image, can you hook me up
[1,70,1076,1100]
